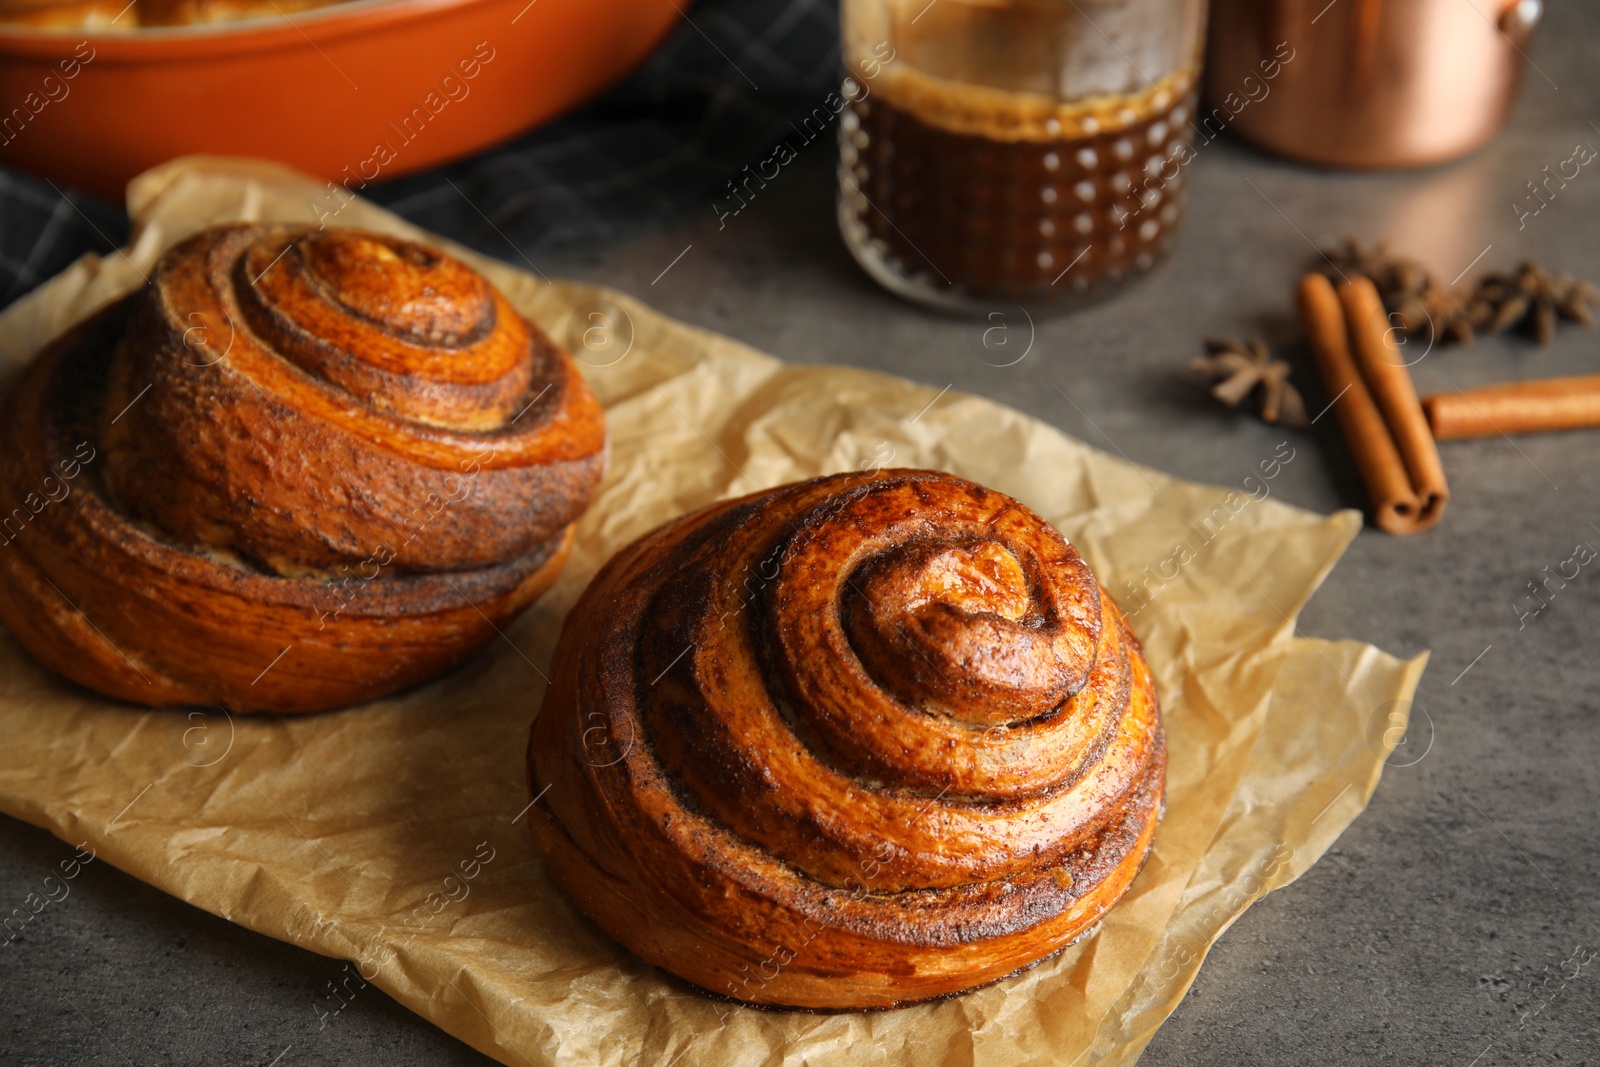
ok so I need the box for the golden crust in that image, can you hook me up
[138,0,344,26]
[0,0,347,29]
[0,0,133,30]
[528,469,1164,1009]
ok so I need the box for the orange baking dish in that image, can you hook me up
[0,0,682,200]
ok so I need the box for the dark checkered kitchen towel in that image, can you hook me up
[0,0,838,309]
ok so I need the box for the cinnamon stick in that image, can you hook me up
[1297,273,1423,534]
[1337,276,1449,526]
[1423,375,1600,439]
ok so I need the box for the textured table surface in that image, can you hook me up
[3,6,1599,1064]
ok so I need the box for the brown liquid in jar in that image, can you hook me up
[839,66,1197,309]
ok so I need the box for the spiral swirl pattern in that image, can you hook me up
[0,224,605,712]
[529,470,1164,1009]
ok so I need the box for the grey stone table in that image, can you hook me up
[4,7,1598,1064]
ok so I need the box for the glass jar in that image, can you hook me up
[838,0,1208,313]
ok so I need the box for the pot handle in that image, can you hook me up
[1499,0,1542,42]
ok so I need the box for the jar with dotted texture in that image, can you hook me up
[838,0,1208,312]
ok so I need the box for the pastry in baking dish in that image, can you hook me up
[0,0,347,29]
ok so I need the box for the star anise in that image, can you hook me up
[1391,284,1483,346]
[1471,260,1600,345]
[1320,237,1432,307]
[1319,237,1475,346]
[1190,337,1309,428]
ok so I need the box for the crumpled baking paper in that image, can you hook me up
[0,157,1426,1067]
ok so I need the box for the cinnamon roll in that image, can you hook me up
[528,469,1164,1009]
[0,223,605,713]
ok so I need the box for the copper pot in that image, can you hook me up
[1205,0,1542,168]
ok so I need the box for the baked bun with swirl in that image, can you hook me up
[0,223,604,713]
[528,469,1164,1009]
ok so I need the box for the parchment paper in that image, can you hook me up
[0,157,1426,1067]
